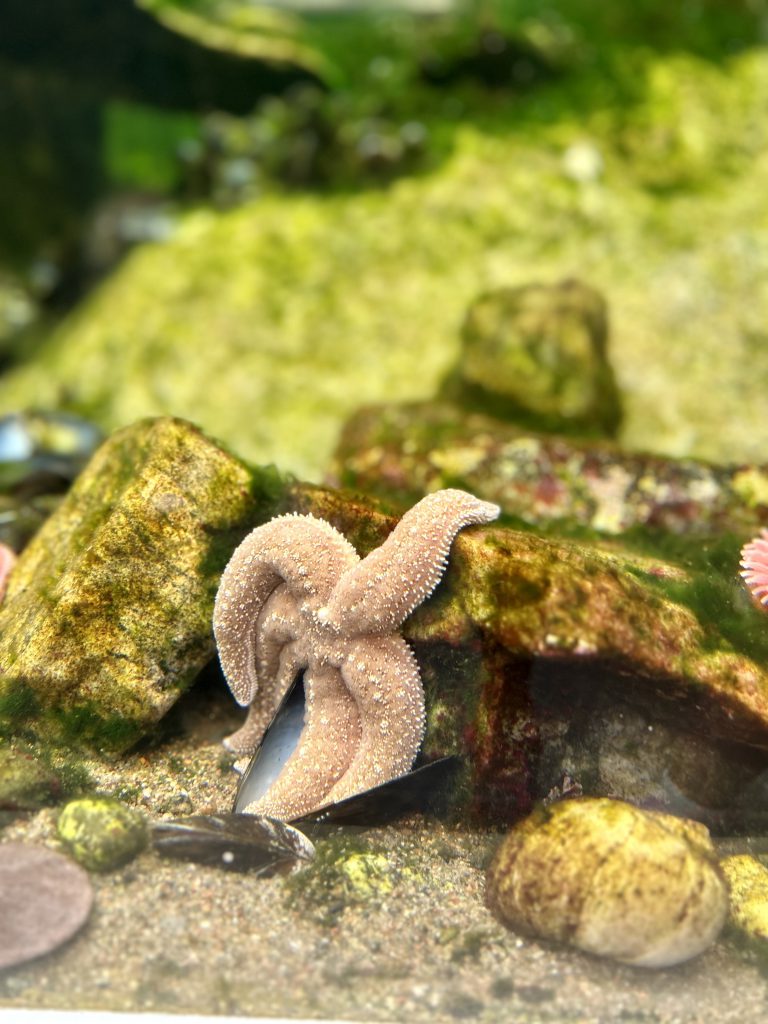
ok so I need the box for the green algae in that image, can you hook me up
[0,45,766,479]
[284,830,424,927]
[612,528,768,666]
[57,795,148,871]
[283,830,373,926]
[0,417,288,754]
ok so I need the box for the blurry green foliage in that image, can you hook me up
[138,0,334,75]
[105,102,201,191]
[139,0,768,93]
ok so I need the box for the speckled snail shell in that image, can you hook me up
[486,797,728,968]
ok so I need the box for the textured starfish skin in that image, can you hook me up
[213,489,500,820]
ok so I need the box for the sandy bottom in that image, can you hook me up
[1,689,767,1024]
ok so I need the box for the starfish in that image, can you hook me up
[213,489,500,820]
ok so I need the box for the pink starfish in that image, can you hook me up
[740,529,768,607]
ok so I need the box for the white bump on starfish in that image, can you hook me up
[213,489,500,820]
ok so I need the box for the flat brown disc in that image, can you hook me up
[0,843,93,970]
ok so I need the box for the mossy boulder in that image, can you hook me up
[0,49,766,477]
[57,796,148,871]
[284,485,768,825]
[486,798,728,967]
[0,416,286,754]
[447,280,622,437]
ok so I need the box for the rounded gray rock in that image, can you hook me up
[0,842,93,969]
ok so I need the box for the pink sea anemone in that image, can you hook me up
[0,542,16,603]
[740,529,768,607]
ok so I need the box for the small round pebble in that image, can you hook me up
[57,796,148,872]
[486,797,728,968]
[0,843,93,969]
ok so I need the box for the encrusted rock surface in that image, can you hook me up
[334,400,768,538]
[486,798,728,967]
[0,417,283,754]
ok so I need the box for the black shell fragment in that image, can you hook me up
[294,756,463,833]
[152,813,315,874]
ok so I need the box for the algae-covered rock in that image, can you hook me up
[720,854,768,946]
[280,485,768,825]
[0,746,62,811]
[284,832,406,926]
[57,796,148,871]
[0,49,766,477]
[448,280,622,437]
[0,416,285,753]
[339,852,394,901]
[486,798,728,967]
[334,401,768,538]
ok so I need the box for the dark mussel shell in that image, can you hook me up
[294,756,463,833]
[152,813,315,874]
[232,671,463,829]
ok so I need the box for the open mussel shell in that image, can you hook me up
[232,671,463,827]
[152,813,315,874]
[294,755,463,833]
[232,673,305,814]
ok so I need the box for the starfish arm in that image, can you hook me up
[214,514,359,705]
[223,638,305,756]
[325,489,500,635]
[242,663,361,820]
[254,583,301,687]
[322,635,426,805]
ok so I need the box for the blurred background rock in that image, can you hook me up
[0,0,766,480]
